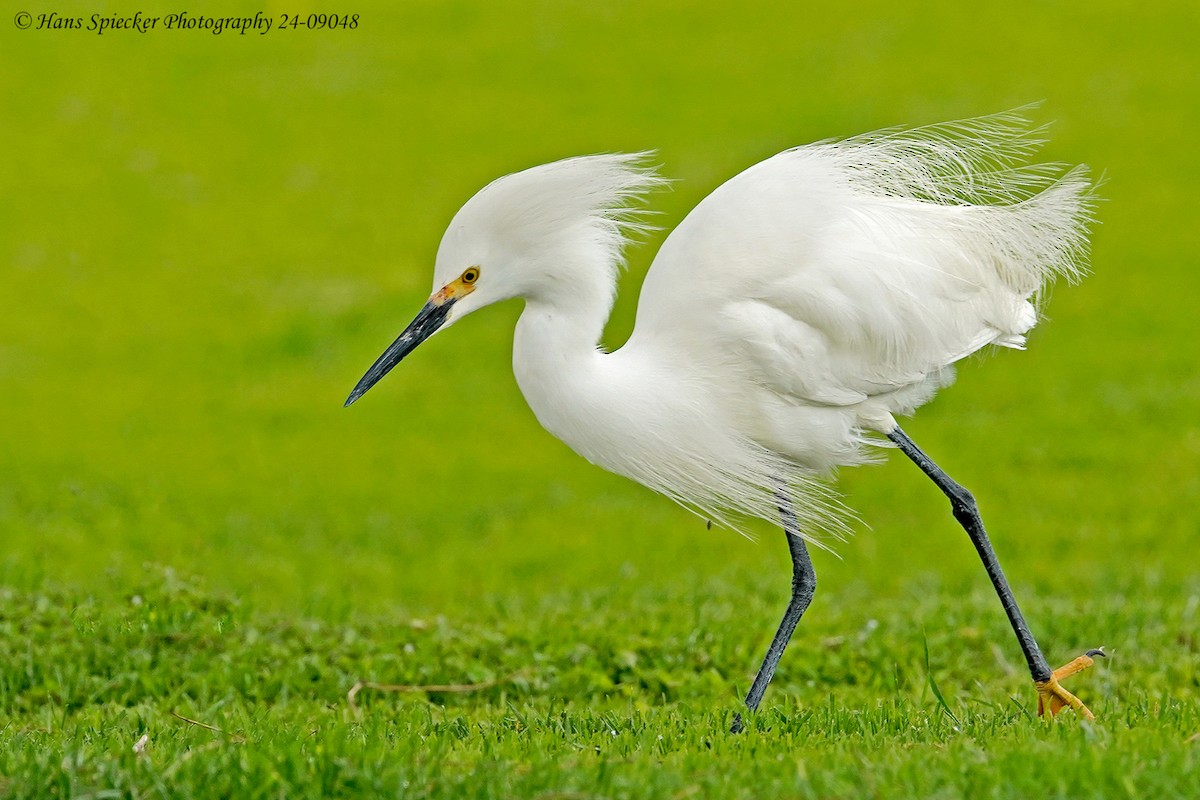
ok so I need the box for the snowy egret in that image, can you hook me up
[346,111,1102,729]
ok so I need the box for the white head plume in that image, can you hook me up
[433,154,667,323]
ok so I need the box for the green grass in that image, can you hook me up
[3,1,1199,797]
[2,570,1197,798]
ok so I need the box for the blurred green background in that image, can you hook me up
[2,1,1197,634]
[3,3,1199,795]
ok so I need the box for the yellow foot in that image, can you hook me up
[1035,648,1105,720]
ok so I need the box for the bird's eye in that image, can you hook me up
[462,267,480,285]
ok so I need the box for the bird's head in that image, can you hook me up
[345,153,664,406]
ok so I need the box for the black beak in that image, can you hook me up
[344,298,455,407]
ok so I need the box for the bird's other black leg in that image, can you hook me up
[731,486,816,734]
[887,425,1101,719]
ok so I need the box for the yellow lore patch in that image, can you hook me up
[432,267,481,305]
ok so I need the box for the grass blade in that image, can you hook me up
[923,632,961,727]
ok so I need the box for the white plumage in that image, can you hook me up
[345,110,1101,724]
[409,111,1093,537]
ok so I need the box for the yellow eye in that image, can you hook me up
[462,267,480,285]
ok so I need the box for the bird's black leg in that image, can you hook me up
[731,486,816,734]
[886,425,1054,683]
[888,427,1107,717]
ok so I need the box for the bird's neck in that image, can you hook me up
[512,286,612,385]
[511,258,622,453]
[519,246,618,343]
[513,246,619,362]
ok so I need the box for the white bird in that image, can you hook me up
[346,111,1102,730]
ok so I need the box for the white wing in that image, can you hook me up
[629,113,1092,411]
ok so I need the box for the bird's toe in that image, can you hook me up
[1035,650,1102,720]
